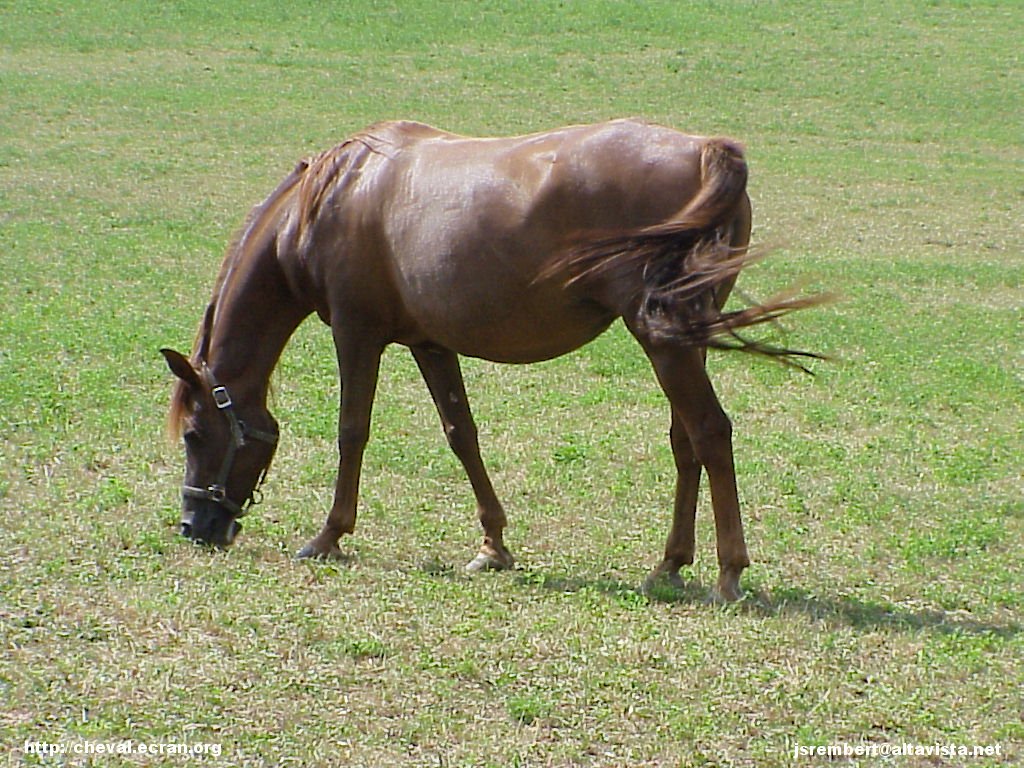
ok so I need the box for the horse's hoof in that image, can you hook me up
[712,571,744,603]
[465,550,514,573]
[641,568,685,595]
[296,541,344,560]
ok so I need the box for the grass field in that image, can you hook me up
[1,1,1022,765]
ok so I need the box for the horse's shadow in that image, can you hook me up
[736,585,1021,638]
[490,567,1021,639]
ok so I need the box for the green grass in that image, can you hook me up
[1,1,1022,766]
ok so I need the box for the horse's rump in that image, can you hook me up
[544,138,825,368]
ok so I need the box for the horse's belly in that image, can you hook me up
[400,283,615,364]
[455,314,615,364]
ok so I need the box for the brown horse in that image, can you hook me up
[161,119,818,601]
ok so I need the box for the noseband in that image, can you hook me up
[182,368,279,518]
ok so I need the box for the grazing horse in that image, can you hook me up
[161,119,818,601]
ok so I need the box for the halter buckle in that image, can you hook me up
[211,386,233,409]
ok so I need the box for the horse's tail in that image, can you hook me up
[545,138,748,286]
[546,138,827,370]
[652,136,749,236]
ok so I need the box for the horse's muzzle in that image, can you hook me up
[180,508,241,547]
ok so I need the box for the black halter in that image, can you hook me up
[181,368,279,518]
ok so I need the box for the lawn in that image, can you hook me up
[1,1,1021,766]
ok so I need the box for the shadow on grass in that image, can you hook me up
[738,585,1022,639]
[489,567,1022,639]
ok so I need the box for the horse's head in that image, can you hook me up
[161,349,279,548]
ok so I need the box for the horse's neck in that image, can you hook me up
[205,245,309,405]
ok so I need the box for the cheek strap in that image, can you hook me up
[181,378,278,518]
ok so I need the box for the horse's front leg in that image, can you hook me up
[635,340,750,601]
[297,331,383,560]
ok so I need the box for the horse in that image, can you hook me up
[161,119,819,601]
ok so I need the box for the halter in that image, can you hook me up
[181,368,279,518]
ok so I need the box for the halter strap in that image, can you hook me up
[182,368,278,518]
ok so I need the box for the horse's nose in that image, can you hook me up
[180,507,196,539]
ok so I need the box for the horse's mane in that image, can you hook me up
[167,127,406,438]
[166,158,311,438]
[295,122,445,236]
[295,127,400,239]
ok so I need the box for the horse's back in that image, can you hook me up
[397,119,708,227]
[305,120,735,362]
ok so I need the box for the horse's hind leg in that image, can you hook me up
[644,409,701,591]
[297,332,383,559]
[644,198,749,589]
[635,341,750,601]
[412,345,514,572]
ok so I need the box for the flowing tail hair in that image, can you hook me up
[541,138,830,372]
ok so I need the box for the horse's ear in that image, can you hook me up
[160,348,201,389]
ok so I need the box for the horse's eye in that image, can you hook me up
[183,429,202,446]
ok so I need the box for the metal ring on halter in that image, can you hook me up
[182,483,245,516]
